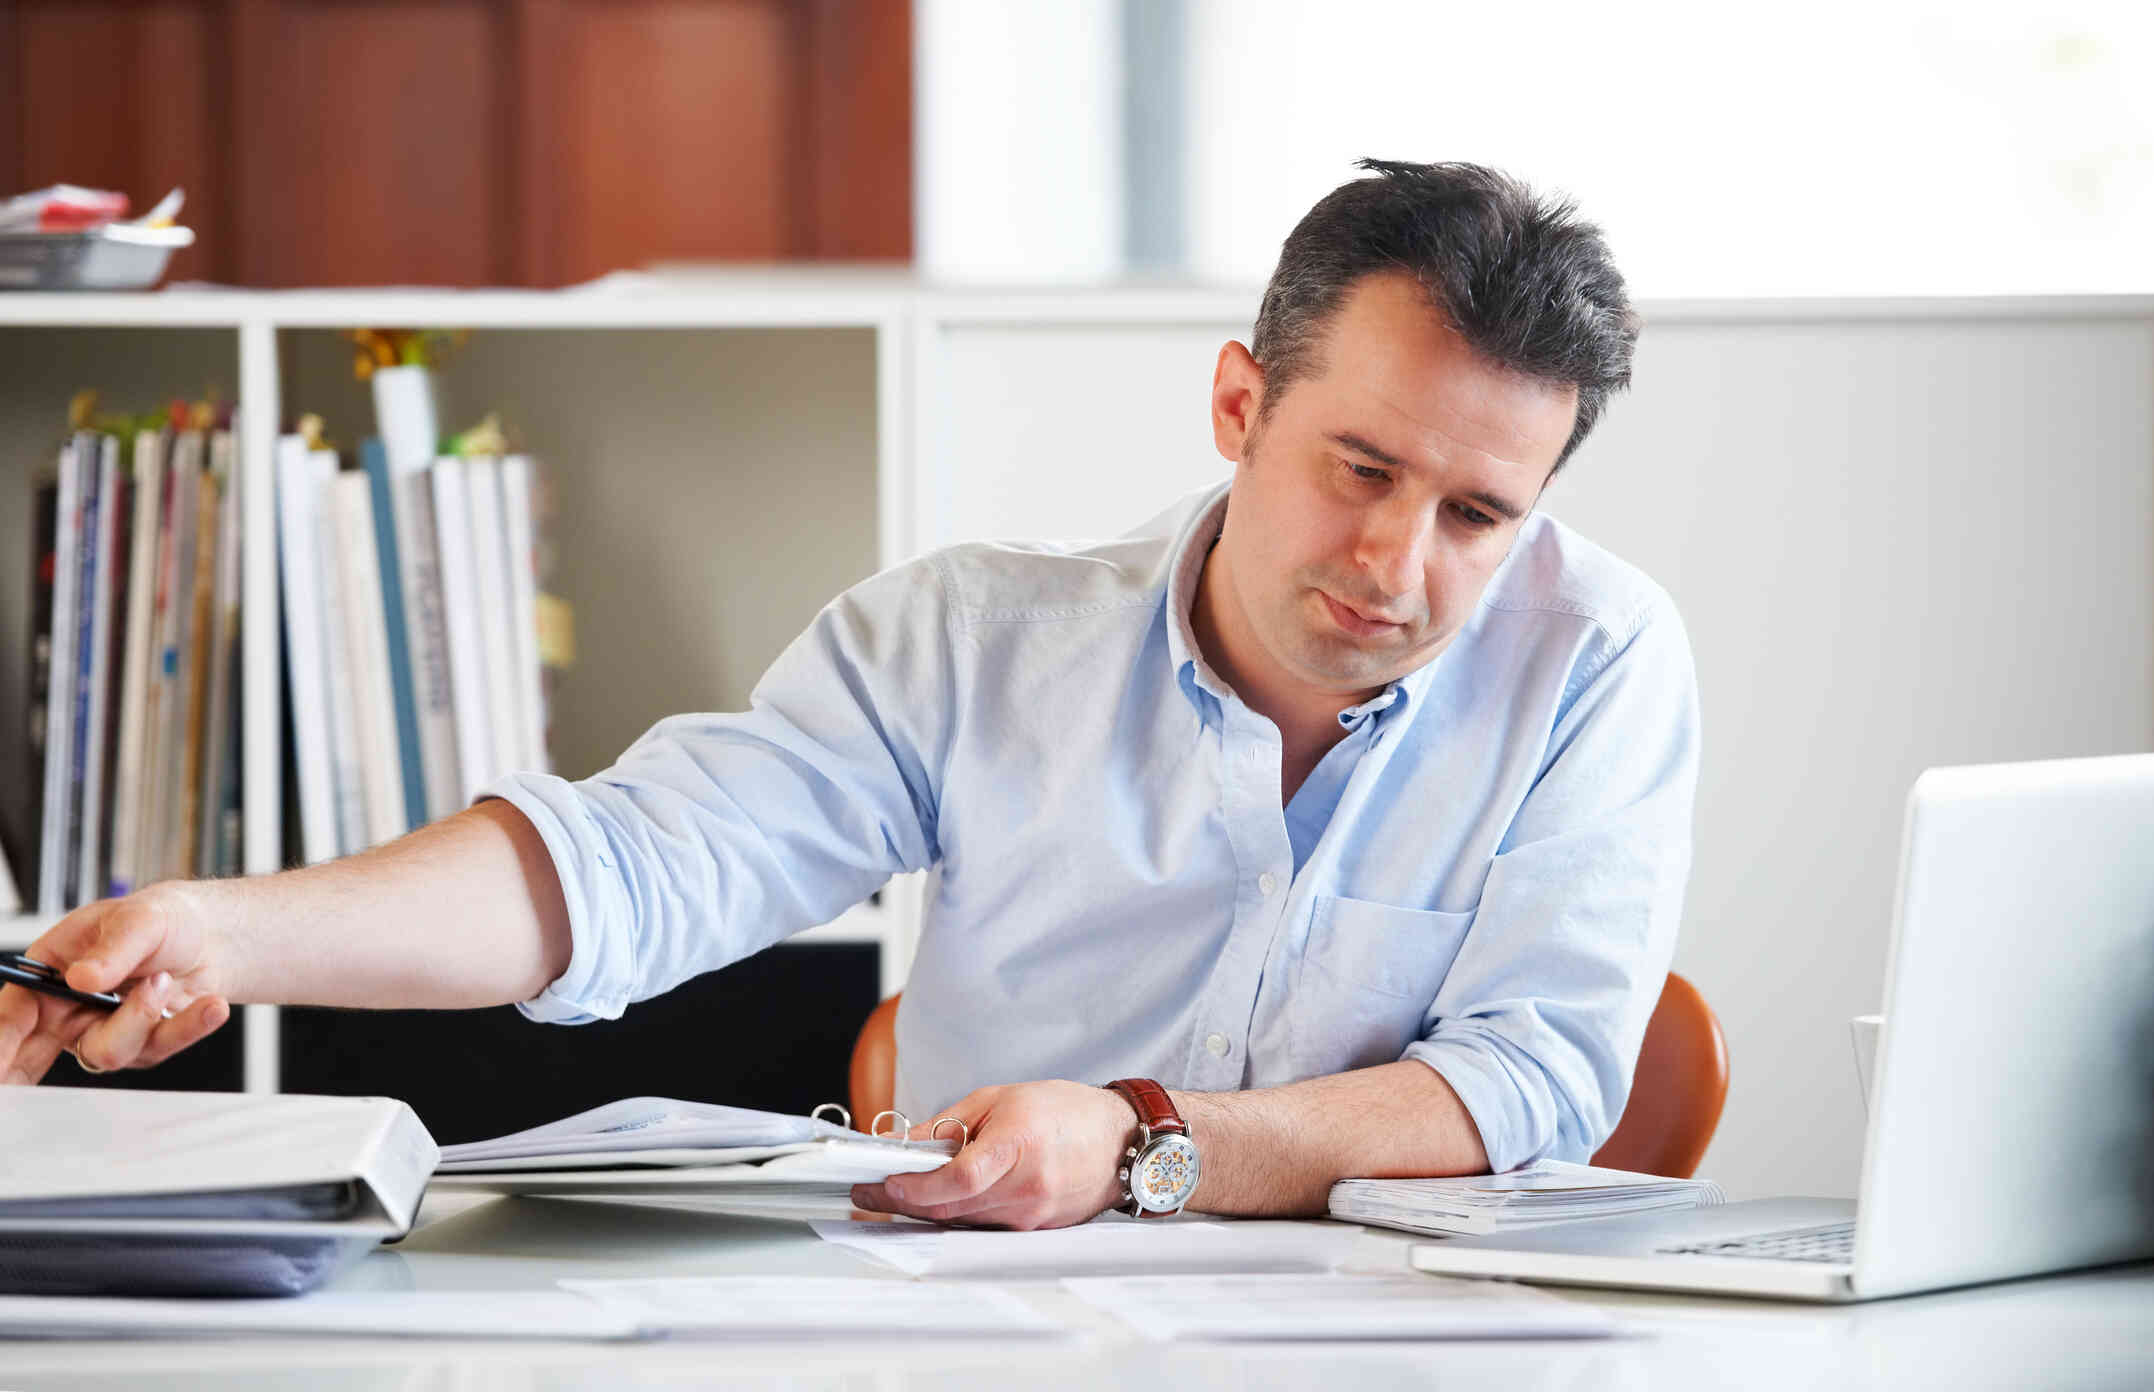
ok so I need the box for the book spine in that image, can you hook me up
[150,443,202,887]
[23,463,59,910]
[172,440,220,878]
[62,435,105,907]
[198,430,243,877]
[499,455,549,775]
[107,429,165,897]
[36,441,82,915]
[429,458,493,804]
[331,473,406,849]
[132,443,182,895]
[464,457,524,783]
[275,436,339,868]
[396,470,462,823]
[361,438,425,832]
[75,434,124,907]
[313,452,366,857]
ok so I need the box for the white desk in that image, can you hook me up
[3,1194,2149,1390]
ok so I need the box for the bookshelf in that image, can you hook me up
[0,277,937,1096]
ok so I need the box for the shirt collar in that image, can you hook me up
[1161,481,1438,734]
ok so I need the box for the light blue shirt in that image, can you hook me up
[488,481,1700,1172]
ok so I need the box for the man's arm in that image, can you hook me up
[0,799,569,1083]
[849,1060,1488,1228]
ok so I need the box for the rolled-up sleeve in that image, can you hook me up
[482,553,964,1025]
[1403,598,1701,1172]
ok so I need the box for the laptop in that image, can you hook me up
[1411,753,2154,1302]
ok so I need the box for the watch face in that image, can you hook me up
[1131,1132,1201,1212]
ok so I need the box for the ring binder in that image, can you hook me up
[930,1116,970,1147]
[811,1103,852,1131]
[869,1109,911,1140]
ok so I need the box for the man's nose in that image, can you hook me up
[1353,505,1432,603]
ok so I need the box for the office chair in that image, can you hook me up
[848,971,1729,1179]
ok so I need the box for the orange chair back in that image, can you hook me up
[848,971,1727,1177]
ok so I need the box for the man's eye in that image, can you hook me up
[1344,461,1389,484]
[1453,503,1497,529]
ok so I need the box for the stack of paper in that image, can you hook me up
[1328,1159,1724,1238]
[430,1098,956,1216]
[1062,1273,1619,1342]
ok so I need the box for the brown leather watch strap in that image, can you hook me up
[1105,1078,1185,1137]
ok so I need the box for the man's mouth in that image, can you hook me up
[1321,591,1404,636]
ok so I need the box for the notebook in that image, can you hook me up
[430,1098,959,1213]
[1328,1160,1725,1238]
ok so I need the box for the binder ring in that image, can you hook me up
[870,1109,911,1140]
[930,1116,970,1147]
[811,1103,852,1131]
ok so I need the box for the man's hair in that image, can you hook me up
[1250,158,1641,472]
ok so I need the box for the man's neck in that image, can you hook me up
[1189,538,1371,758]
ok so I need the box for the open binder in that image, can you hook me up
[430,1097,960,1215]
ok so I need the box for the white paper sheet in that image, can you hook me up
[812,1216,1362,1278]
[559,1276,1065,1338]
[0,1291,638,1341]
[1062,1273,1622,1342]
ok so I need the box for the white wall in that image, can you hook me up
[916,297,2154,1200]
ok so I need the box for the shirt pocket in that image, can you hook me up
[1288,894,1476,1077]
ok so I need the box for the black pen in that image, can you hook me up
[0,951,123,1012]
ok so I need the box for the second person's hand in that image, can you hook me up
[0,881,233,1085]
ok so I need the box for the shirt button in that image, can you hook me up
[1257,872,1278,896]
[1205,1032,1231,1058]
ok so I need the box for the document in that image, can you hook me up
[812,1217,1361,1278]
[0,1291,637,1341]
[1062,1273,1622,1342]
[559,1276,1066,1338]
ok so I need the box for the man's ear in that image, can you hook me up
[1211,341,1265,463]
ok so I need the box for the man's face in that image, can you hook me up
[1209,271,1580,702]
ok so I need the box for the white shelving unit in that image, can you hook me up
[0,276,955,1089]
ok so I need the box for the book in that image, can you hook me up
[146,435,201,888]
[428,456,493,805]
[106,428,165,896]
[499,454,548,773]
[35,439,83,915]
[462,456,524,784]
[312,450,365,857]
[23,457,60,908]
[359,438,427,830]
[1327,1160,1727,1238]
[73,434,123,907]
[369,368,462,822]
[274,436,339,867]
[171,433,221,879]
[330,472,407,848]
[196,429,242,878]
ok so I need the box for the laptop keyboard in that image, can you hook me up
[1659,1219,1856,1265]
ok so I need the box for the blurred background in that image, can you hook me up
[6,0,2148,292]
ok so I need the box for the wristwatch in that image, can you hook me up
[1104,1078,1201,1219]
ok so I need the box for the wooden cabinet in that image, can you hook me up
[1,0,911,287]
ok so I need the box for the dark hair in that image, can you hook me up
[1250,159,1640,472]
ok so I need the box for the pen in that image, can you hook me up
[0,951,124,1012]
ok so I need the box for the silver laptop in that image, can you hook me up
[1411,753,2154,1302]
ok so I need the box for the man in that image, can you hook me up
[0,160,1698,1232]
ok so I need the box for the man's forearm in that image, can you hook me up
[1171,1059,1491,1216]
[194,798,572,1010]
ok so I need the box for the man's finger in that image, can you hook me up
[133,995,232,1068]
[1,988,94,1086]
[65,898,179,995]
[71,973,172,1074]
[906,1093,992,1143]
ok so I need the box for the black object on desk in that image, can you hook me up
[0,951,122,1011]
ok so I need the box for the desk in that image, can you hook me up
[3,1194,2150,1391]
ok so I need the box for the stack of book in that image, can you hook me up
[276,433,558,867]
[28,413,245,914]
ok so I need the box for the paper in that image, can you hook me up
[560,1276,1065,1338]
[1330,1159,1725,1237]
[0,1291,637,1341]
[1062,1273,1622,1342]
[813,1216,1362,1279]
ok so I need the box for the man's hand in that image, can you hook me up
[0,881,233,1085]
[850,1081,1137,1229]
